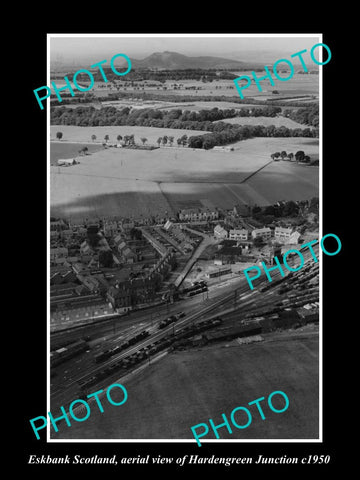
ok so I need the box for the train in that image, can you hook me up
[50,339,88,367]
[182,281,207,296]
[78,316,223,393]
[158,311,186,330]
[94,329,150,363]
[187,285,208,297]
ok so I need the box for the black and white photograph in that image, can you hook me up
[22,27,347,472]
[47,34,322,442]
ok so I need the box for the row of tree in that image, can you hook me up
[51,105,286,126]
[186,124,317,149]
[283,104,319,127]
[270,150,312,163]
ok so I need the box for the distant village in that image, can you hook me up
[50,198,318,329]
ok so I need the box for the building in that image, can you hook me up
[121,246,137,264]
[214,224,228,239]
[206,266,232,279]
[163,220,173,231]
[228,229,248,241]
[286,231,301,245]
[80,241,91,255]
[50,247,68,262]
[57,158,78,166]
[274,226,293,243]
[251,227,272,240]
[178,207,219,222]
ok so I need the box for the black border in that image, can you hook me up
[22,21,346,473]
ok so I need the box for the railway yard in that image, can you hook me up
[50,245,319,422]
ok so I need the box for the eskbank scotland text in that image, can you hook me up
[29,383,127,440]
[28,453,331,466]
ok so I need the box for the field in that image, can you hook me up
[90,73,319,100]
[50,125,206,146]
[50,142,104,166]
[51,327,319,440]
[50,132,319,221]
[214,115,312,129]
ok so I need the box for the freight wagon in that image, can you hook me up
[50,339,88,367]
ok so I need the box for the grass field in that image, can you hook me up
[215,115,312,129]
[50,125,206,146]
[51,327,319,440]
[50,142,105,165]
[50,134,319,221]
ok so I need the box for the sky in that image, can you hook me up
[49,34,322,68]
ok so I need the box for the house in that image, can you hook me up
[228,229,248,241]
[274,226,293,243]
[206,266,232,278]
[121,247,137,264]
[178,207,219,222]
[286,231,301,245]
[103,221,118,237]
[164,220,173,231]
[57,158,78,166]
[251,227,272,240]
[214,224,228,239]
[80,241,91,255]
[50,247,68,261]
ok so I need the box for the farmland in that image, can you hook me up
[214,115,312,129]
[50,132,319,221]
[90,73,319,100]
[51,326,319,440]
[50,142,104,166]
[50,125,206,146]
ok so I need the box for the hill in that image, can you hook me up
[131,51,252,70]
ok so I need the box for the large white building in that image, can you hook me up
[251,227,272,240]
[214,224,228,239]
[274,227,293,243]
[228,229,248,241]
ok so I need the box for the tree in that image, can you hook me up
[253,236,264,247]
[168,135,174,146]
[117,135,123,142]
[99,250,114,268]
[181,135,188,147]
[295,150,305,162]
[280,150,287,159]
[56,131,63,140]
[140,137,148,145]
[162,135,168,147]
[104,134,109,143]
[283,200,299,216]
[78,146,88,155]
[157,137,162,147]
[288,152,294,161]
[91,134,97,142]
